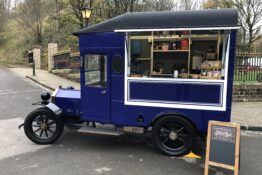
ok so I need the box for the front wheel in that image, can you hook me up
[24,108,64,144]
[152,115,196,156]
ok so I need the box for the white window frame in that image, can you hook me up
[124,30,231,111]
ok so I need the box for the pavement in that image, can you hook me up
[9,66,262,131]
[9,66,80,90]
[1,64,262,175]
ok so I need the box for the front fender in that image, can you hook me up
[45,103,62,115]
[19,102,62,130]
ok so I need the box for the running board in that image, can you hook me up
[77,127,125,136]
[65,123,125,136]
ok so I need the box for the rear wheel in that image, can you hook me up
[152,115,196,156]
[257,73,262,82]
[24,108,64,144]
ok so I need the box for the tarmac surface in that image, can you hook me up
[0,64,262,175]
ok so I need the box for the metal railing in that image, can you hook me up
[234,52,262,82]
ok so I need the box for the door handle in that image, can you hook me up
[101,90,106,94]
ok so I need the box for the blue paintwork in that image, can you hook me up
[53,89,80,116]
[53,30,236,133]
[128,80,222,106]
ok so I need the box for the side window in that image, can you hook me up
[112,55,124,73]
[84,54,107,87]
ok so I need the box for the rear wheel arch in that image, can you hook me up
[150,112,199,134]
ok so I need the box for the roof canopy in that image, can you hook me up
[75,9,238,35]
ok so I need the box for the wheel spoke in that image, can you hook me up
[176,127,184,133]
[178,137,185,144]
[39,130,43,137]
[33,117,41,124]
[40,115,44,122]
[47,121,55,126]
[48,128,54,134]
[161,127,170,133]
[33,128,41,133]
[32,124,40,127]
[45,130,48,137]
[162,138,169,145]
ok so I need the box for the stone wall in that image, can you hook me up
[32,46,41,69]
[48,43,58,72]
[233,83,262,102]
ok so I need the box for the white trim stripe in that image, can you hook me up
[222,33,230,111]
[115,27,240,32]
[127,79,224,107]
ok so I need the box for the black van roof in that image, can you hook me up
[75,9,238,35]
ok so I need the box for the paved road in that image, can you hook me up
[0,65,42,120]
[0,65,262,175]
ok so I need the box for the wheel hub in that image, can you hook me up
[40,123,47,130]
[169,131,178,140]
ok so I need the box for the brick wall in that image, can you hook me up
[233,84,262,102]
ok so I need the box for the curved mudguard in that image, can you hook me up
[45,103,62,115]
[18,102,62,129]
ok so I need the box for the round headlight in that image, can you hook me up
[41,91,51,101]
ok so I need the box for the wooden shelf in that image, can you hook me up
[129,36,151,40]
[200,76,221,80]
[153,35,189,40]
[153,50,189,52]
[151,73,173,76]
[136,58,151,61]
[191,35,219,41]
[201,66,221,69]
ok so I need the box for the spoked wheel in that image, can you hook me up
[24,108,64,144]
[152,115,196,156]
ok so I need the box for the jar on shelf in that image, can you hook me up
[181,39,189,50]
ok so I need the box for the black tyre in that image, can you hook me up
[257,73,262,82]
[152,115,196,156]
[24,108,64,144]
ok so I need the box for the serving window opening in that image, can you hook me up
[127,30,229,80]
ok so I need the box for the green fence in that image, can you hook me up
[234,52,262,82]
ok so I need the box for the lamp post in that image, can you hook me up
[81,4,92,28]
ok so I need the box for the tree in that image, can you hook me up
[180,0,202,10]
[235,0,262,51]
[0,0,9,45]
[203,0,234,9]
[144,0,177,11]
[14,0,45,45]
[203,0,262,51]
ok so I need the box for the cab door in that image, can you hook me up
[81,50,110,122]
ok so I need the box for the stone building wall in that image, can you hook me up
[233,84,262,102]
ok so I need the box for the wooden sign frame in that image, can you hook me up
[204,121,240,175]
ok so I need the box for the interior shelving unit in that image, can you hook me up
[128,31,222,77]
[151,31,191,74]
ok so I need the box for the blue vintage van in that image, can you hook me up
[22,9,239,156]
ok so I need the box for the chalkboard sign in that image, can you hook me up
[204,121,240,175]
